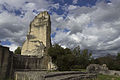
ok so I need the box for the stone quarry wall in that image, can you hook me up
[0,45,13,80]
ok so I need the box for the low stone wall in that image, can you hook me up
[15,70,46,80]
[15,70,97,80]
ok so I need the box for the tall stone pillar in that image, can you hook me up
[21,11,51,56]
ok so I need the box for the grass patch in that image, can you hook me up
[96,74,120,80]
[81,74,120,80]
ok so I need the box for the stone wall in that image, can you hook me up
[13,54,51,70]
[0,45,13,80]
[0,45,54,80]
[87,64,120,76]
[15,71,97,80]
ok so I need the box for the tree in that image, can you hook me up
[14,47,21,54]
[48,44,76,71]
[94,54,115,70]
[116,53,120,60]
[73,46,81,56]
[48,44,93,70]
[72,47,92,69]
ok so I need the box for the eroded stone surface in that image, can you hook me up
[21,11,51,56]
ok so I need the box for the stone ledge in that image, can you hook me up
[15,71,97,80]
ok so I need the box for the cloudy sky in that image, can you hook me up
[0,0,120,57]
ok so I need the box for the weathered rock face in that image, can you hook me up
[21,11,51,56]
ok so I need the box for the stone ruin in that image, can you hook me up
[21,11,51,56]
[86,64,109,73]
[87,64,117,76]
[0,11,56,80]
[20,11,56,70]
[87,64,120,76]
[0,11,98,80]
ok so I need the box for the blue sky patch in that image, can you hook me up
[48,0,111,16]
[63,28,70,32]
[51,32,56,38]
[14,9,22,16]
[1,3,25,16]
[33,9,39,14]
[56,27,61,31]
[1,40,11,45]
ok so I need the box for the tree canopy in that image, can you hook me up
[14,47,21,54]
[48,44,92,71]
